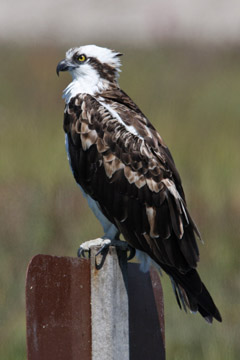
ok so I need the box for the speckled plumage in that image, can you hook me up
[57,45,222,323]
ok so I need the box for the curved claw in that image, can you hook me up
[95,242,110,257]
[77,248,83,258]
[77,247,88,258]
[127,246,136,261]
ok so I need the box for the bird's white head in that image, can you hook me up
[57,45,122,102]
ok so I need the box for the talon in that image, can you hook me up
[77,248,83,257]
[127,246,136,261]
[77,247,88,258]
[95,243,110,256]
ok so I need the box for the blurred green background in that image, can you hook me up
[0,44,240,359]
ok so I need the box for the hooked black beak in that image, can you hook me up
[56,59,69,76]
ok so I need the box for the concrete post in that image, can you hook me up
[90,246,129,360]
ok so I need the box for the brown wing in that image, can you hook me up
[100,87,185,200]
[64,92,200,273]
[64,92,222,322]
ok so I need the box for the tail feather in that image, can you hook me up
[194,282,222,322]
[163,265,222,323]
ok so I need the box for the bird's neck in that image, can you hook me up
[63,72,117,104]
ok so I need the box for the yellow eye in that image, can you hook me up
[78,54,86,62]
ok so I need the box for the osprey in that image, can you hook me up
[57,45,222,323]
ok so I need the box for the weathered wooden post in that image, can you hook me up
[26,245,165,359]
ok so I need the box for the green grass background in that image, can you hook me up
[0,44,240,359]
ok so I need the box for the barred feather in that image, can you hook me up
[59,45,222,323]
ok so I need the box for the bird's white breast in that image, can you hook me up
[63,64,109,103]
